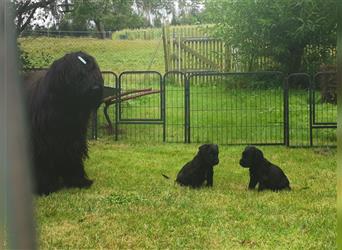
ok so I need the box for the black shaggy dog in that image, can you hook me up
[175,144,219,188]
[239,146,290,191]
[23,51,104,195]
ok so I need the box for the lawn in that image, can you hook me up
[19,37,165,73]
[35,140,336,249]
[17,32,337,250]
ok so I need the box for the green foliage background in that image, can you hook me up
[204,0,337,73]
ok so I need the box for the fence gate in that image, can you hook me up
[310,72,337,146]
[286,72,337,147]
[163,26,226,73]
[116,71,164,141]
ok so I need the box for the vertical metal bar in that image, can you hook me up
[184,75,188,143]
[115,74,120,141]
[312,75,316,125]
[161,73,166,142]
[284,76,289,146]
[162,26,169,72]
[183,75,191,143]
[309,76,313,146]
[187,76,191,143]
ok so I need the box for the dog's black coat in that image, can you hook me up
[239,146,290,191]
[176,144,219,188]
[23,51,104,195]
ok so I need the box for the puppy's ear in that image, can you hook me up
[254,148,264,162]
[198,144,210,156]
[199,144,210,151]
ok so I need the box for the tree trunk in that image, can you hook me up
[94,19,105,39]
[287,45,305,73]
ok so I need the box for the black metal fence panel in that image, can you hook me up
[90,70,336,147]
[97,71,118,138]
[187,72,284,145]
[87,71,117,139]
[311,71,337,146]
[312,72,337,125]
[164,71,187,143]
[286,73,337,147]
[286,73,312,147]
[116,71,164,142]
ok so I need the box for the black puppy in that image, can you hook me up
[176,144,219,188]
[239,146,290,191]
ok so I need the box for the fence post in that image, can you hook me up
[284,76,289,146]
[162,72,166,142]
[309,76,313,147]
[162,26,169,72]
[184,76,191,143]
[224,44,231,72]
[115,74,119,141]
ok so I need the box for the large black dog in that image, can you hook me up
[23,51,104,195]
[239,146,290,191]
[175,144,219,188]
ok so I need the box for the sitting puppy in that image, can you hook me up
[176,144,219,188]
[239,146,290,191]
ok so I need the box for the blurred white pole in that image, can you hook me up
[0,1,37,249]
[337,1,342,248]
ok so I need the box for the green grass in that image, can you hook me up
[18,32,337,249]
[35,141,336,249]
[19,37,165,73]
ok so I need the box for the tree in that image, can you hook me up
[63,0,148,37]
[67,0,113,38]
[14,0,58,34]
[134,0,166,26]
[176,0,204,25]
[205,0,337,73]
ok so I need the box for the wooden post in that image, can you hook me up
[162,26,169,73]
[224,43,231,72]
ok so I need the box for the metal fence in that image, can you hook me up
[89,70,337,147]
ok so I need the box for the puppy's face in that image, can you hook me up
[239,146,264,168]
[198,144,219,166]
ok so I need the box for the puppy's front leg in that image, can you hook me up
[248,173,258,190]
[206,167,214,187]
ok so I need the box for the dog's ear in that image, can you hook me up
[254,148,264,162]
[199,144,210,151]
[199,144,212,155]
[198,144,210,157]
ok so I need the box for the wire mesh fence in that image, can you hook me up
[311,72,337,146]
[187,72,284,145]
[287,73,312,147]
[116,71,164,142]
[90,70,336,147]
[164,71,187,143]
